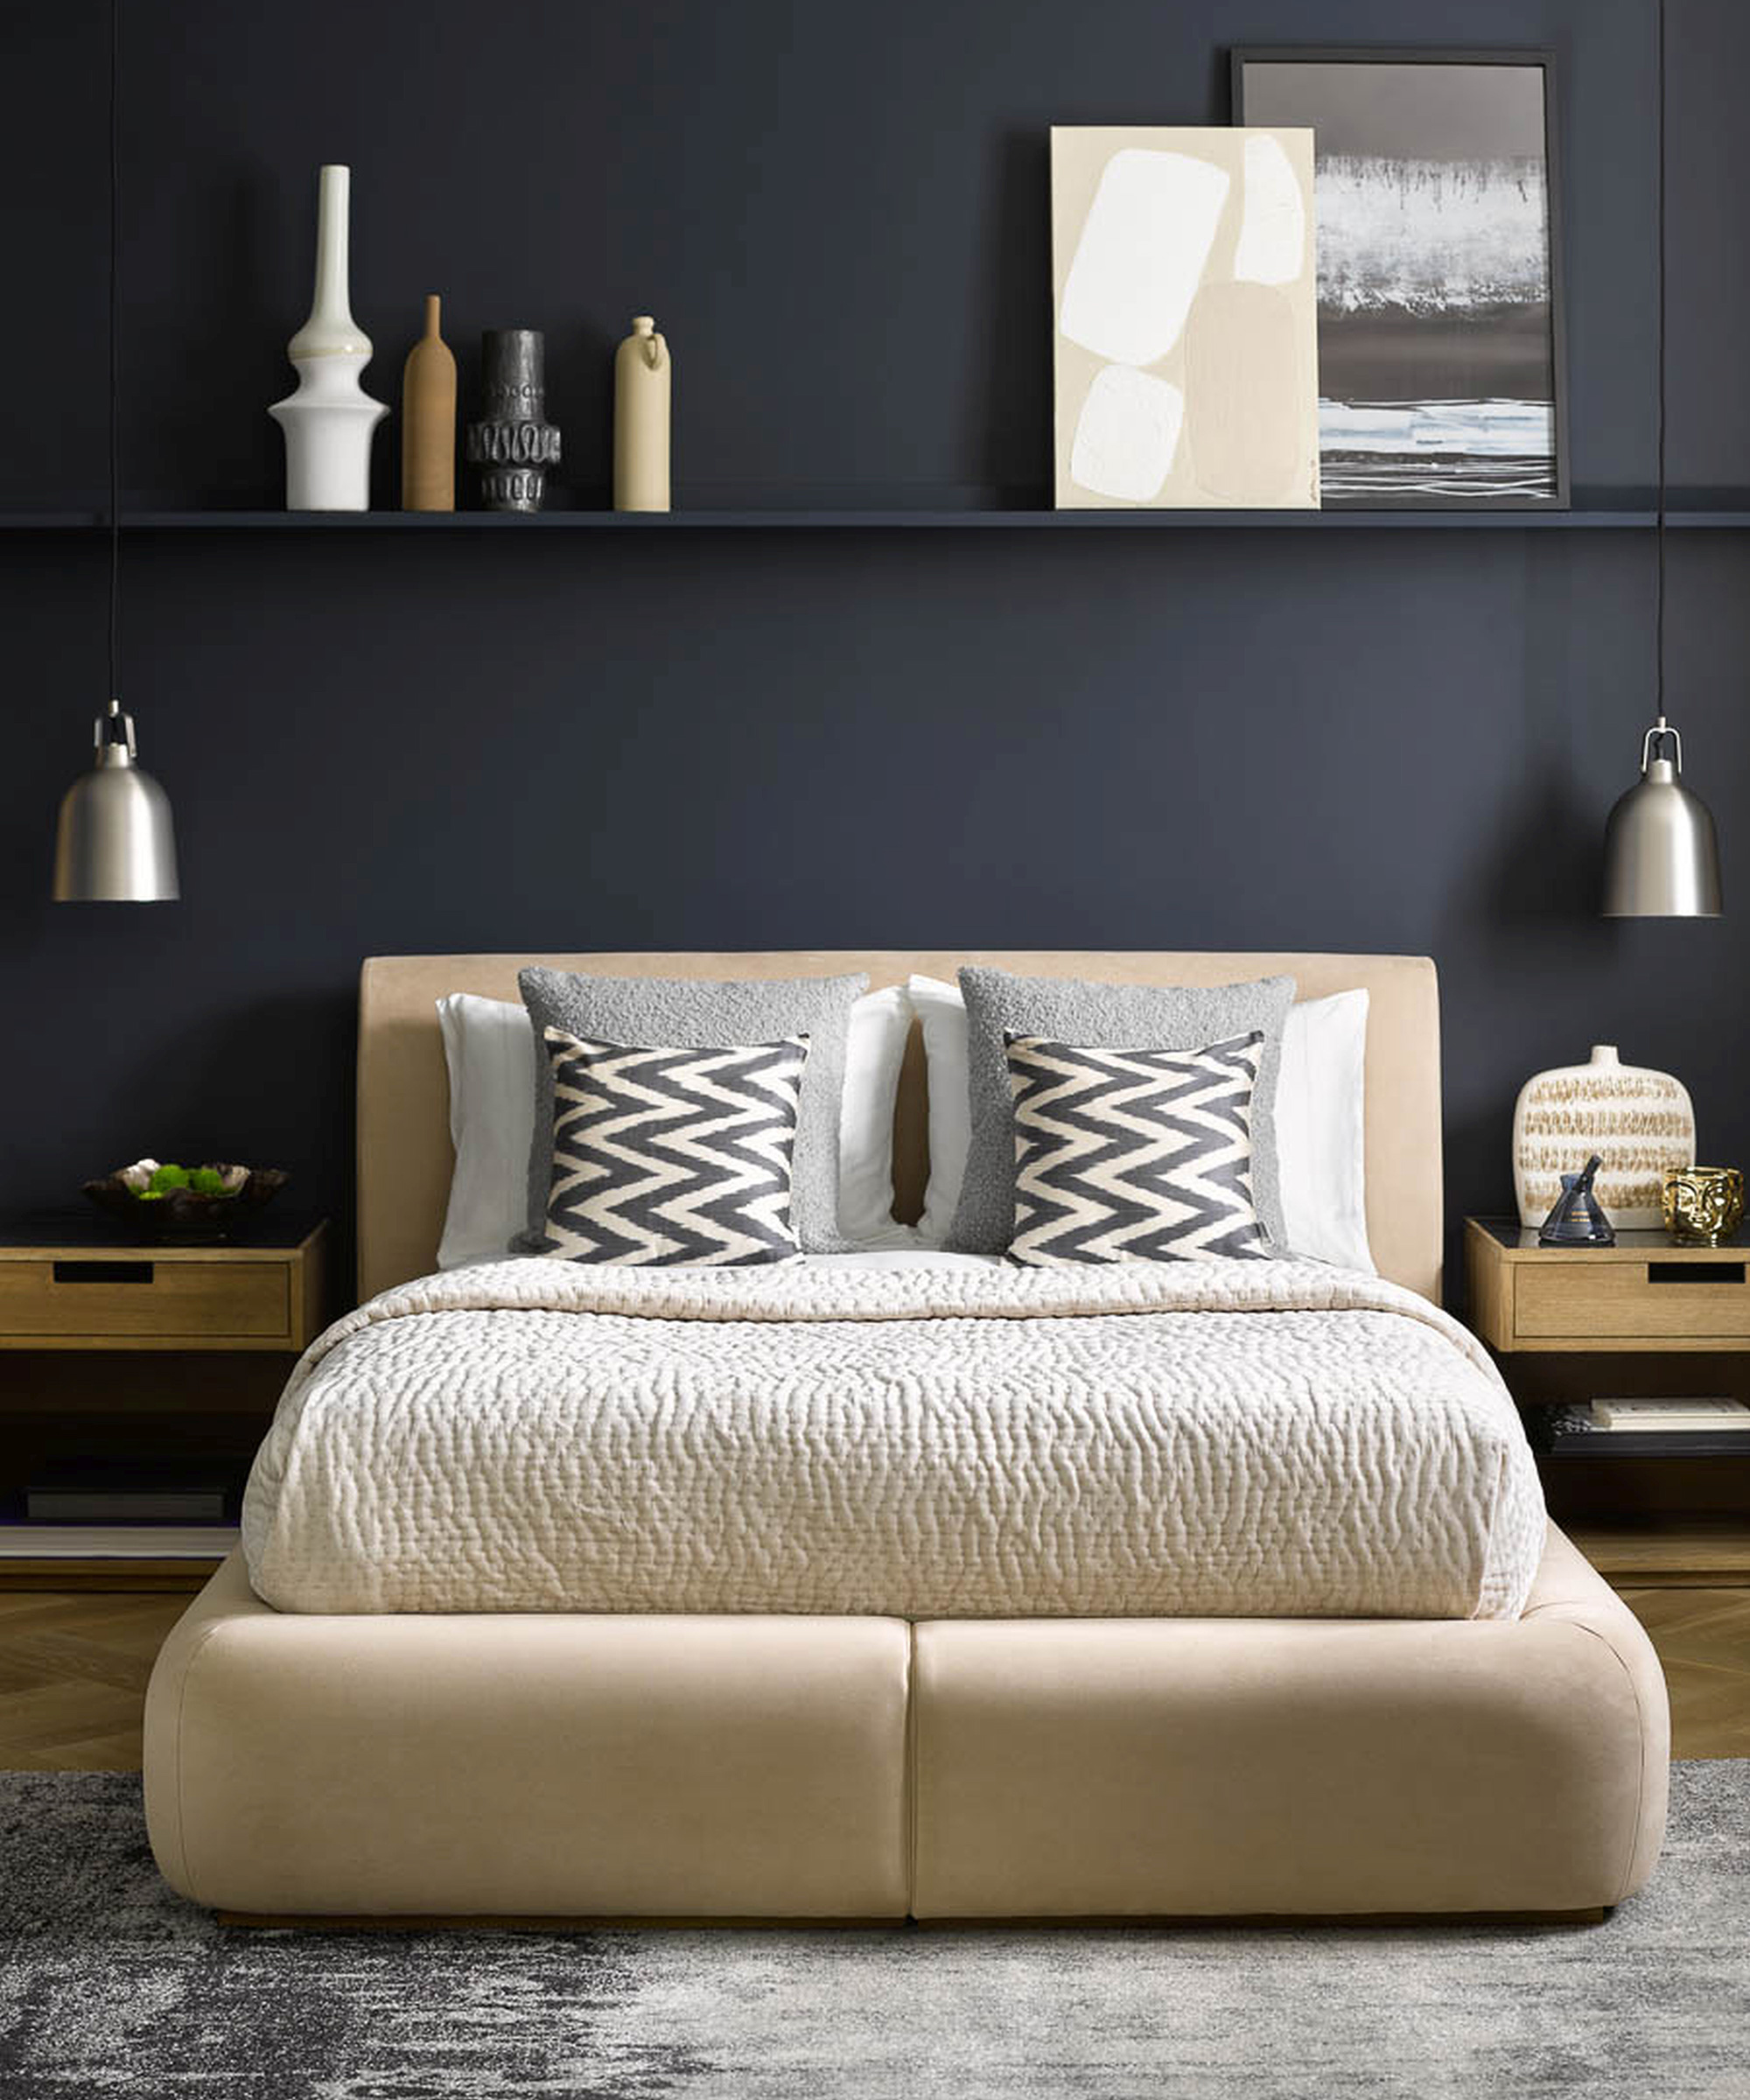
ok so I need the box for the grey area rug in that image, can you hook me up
[1,1764,1746,2100]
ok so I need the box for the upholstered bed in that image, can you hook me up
[144,952,1668,1921]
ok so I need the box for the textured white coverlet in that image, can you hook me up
[242,1259,1545,1620]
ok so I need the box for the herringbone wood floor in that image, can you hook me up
[0,1592,190,1770]
[1618,1588,1750,1758]
[0,1586,1745,1770]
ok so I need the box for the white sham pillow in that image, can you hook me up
[906,975,1372,1270]
[836,984,915,1247]
[436,986,914,1268]
[907,976,973,1248]
[1273,990,1373,1273]
[436,993,536,1270]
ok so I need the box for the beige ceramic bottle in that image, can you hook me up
[402,295,457,511]
[614,315,671,511]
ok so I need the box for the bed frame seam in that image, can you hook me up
[905,1620,919,1919]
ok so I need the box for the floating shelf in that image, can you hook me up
[5,507,1750,531]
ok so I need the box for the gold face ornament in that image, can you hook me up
[1662,1166,1746,1246]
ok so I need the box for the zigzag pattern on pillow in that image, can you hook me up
[543,1028,808,1266]
[1004,1031,1270,1265]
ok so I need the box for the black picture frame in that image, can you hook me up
[1232,47,1569,510]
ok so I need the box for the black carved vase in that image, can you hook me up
[466,330,562,511]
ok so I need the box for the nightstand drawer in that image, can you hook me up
[0,1258,290,1341]
[1516,1260,1750,1342]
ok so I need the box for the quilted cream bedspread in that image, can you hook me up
[241,1258,1546,1620]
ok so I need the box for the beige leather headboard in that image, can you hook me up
[357,952,1442,1305]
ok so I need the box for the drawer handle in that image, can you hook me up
[1647,1262,1745,1284]
[52,1259,156,1284]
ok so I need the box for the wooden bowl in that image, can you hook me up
[82,1166,290,1243]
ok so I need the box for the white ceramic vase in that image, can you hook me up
[270,165,386,511]
[1512,1045,1696,1231]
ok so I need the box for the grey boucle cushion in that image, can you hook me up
[516,969,867,1256]
[947,966,1295,1255]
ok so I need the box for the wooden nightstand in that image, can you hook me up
[1465,1216,1750,1585]
[0,1216,327,1354]
[0,1214,328,1586]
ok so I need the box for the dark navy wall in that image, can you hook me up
[1,1,1745,1297]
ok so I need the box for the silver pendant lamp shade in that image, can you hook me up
[1601,722,1722,917]
[1602,0,1723,919]
[52,701,178,902]
[54,0,178,904]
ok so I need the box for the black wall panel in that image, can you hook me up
[1,1,1743,1297]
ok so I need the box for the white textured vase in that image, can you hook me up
[1512,1045,1696,1231]
[269,165,386,511]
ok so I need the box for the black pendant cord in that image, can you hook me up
[106,0,121,714]
[1654,0,1667,732]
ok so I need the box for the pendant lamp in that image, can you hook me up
[52,0,178,903]
[1601,0,1722,917]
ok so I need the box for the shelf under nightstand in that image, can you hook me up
[1565,1516,1750,1586]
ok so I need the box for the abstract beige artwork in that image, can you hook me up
[1052,127,1320,508]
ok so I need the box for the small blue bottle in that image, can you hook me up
[1537,1154,1616,1246]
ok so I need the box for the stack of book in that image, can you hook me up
[22,1458,232,1525]
[1544,1397,1750,1457]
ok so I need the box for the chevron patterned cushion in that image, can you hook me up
[542,1029,809,1266]
[948,968,1293,1256]
[517,969,866,1256]
[1005,1032,1271,1265]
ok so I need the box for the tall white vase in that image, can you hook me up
[270,165,387,511]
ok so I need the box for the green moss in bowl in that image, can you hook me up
[83,1159,289,1242]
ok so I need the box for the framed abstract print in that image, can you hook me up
[1233,49,1568,508]
[1050,127,1321,510]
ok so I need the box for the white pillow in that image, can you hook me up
[436,993,536,1270]
[907,976,973,1248]
[1273,990,1373,1273]
[906,976,1373,1271]
[436,986,914,1268]
[836,984,915,1247]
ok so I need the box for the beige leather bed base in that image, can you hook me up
[144,1528,1667,1921]
[143,952,1663,1922]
